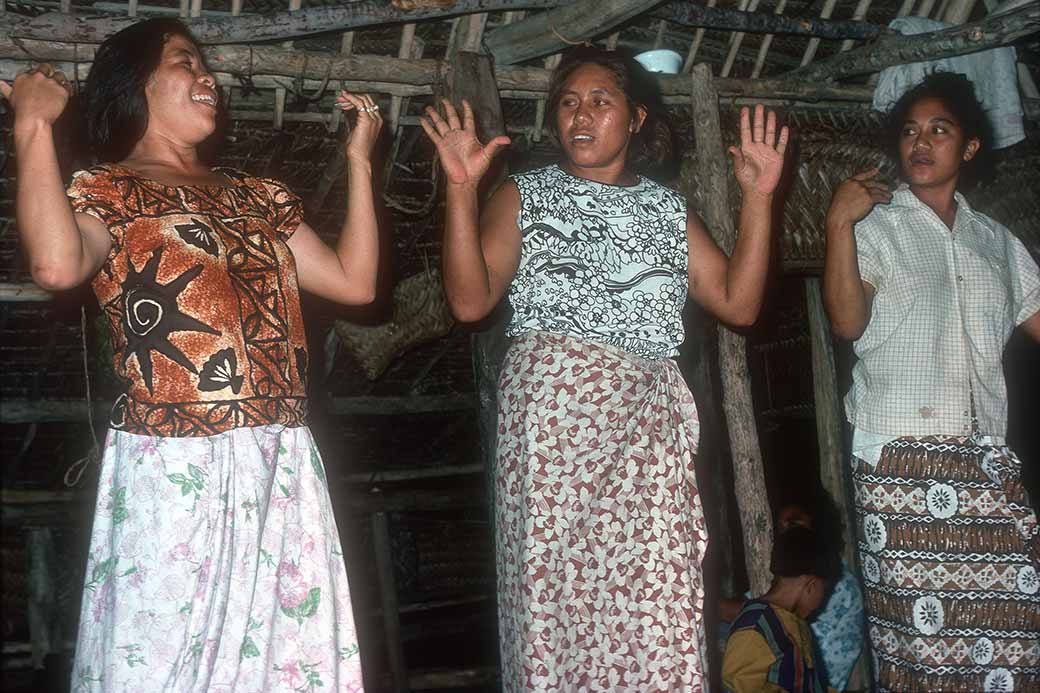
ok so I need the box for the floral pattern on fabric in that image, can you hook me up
[853,436,1040,692]
[72,425,363,692]
[495,331,707,691]
[508,165,688,360]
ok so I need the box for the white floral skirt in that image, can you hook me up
[71,425,364,692]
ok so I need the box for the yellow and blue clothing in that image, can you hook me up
[723,600,827,693]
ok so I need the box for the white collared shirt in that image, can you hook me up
[846,185,1040,440]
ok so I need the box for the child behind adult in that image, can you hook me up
[722,526,841,693]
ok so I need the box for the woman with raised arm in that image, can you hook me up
[420,46,788,691]
[824,72,1040,692]
[2,18,382,692]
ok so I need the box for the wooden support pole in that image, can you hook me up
[441,51,511,527]
[805,277,869,690]
[805,279,856,566]
[689,64,773,595]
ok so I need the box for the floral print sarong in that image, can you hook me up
[72,425,363,692]
[495,330,708,691]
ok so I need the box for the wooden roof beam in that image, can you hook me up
[483,0,664,65]
[2,0,563,45]
[654,1,885,41]
[784,0,1040,82]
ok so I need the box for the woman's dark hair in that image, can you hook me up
[84,18,198,162]
[770,526,841,582]
[886,71,994,189]
[546,45,676,178]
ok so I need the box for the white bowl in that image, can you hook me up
[634,49,683,74]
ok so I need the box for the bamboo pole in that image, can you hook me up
[841,0,875,52]
[751,0,787,79]
[801,0,840,66]
[682,0,718,73]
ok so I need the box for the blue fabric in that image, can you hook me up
[811,563,865,691]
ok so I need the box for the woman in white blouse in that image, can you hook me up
[824,71,1040,692]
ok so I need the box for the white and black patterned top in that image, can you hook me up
[508,164,689,359]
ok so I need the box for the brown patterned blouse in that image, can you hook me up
[68,164,309,437]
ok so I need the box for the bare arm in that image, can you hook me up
[420,99,515,322]
[2,66,111,290]
[822,169,890,340]
[290,91,383,305]
[689,105,789,327]
[1021,309,1040,343]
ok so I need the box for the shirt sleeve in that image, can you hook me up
[853,209,888,290]
[722,630,786,693]
[257,177,305,242]
[66,167,127,246]
[1008,234,1040,325]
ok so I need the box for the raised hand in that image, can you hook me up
[336,90,384,163]
[0,63,74,128]
[728,104,789,197]
[826,168,892,230]
[419,99,510,188]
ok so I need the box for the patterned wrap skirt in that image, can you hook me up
[495,331,709,692]
[853,436,1040,692]
[71,424,364,692]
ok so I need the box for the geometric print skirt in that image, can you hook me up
[71,425,364,692]
[495,331,709,692]
[852,436,1040,692]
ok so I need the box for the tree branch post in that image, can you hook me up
[689,63,774,596]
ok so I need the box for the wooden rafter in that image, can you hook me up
[656,1,884,41]
[483,0,664,65]
[1,0,562,44]
[785,0,1040,82]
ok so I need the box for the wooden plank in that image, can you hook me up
[689,63,773,595]
[0,282,53,301]
[408,666,498,690]
[342,464,483,484]
[372,511,407,693]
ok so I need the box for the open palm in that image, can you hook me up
[420,99,510,187]
[729,104,789,197]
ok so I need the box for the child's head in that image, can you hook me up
[770,526,841,619]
